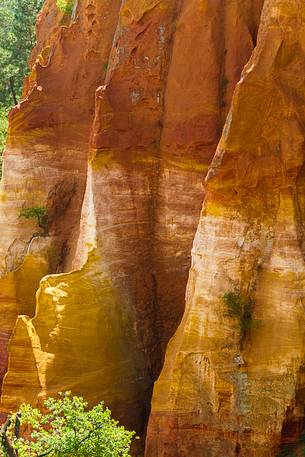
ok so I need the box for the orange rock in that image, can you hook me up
[146,1,305,455]
[4,0,301,455]
[153,0,263,358]
[0,0,121,394]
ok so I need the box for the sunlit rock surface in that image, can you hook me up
[146,1,305,455]
[2,0,305,455]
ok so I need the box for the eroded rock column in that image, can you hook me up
[146,1,305,455]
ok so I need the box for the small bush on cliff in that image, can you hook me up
[1,391,135,457]
[56,0,74,15]
[20,206,48,230]
[223,290,259,344]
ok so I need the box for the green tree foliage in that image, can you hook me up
[56,0,74,15]
[0,0,44,107]
[0,0,44,176]
[19,206,48,229]
[1,392,135,456]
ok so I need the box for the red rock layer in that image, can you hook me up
[0,0,266,455]
[146,0,305,455]
[153,0,264,355]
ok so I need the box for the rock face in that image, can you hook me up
[1,0,305,455]
[146,0,305,456]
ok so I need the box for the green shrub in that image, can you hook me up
[20,206,48,229]
[56,0,73,15]
[1,391,135,456]
[223,290,259,344]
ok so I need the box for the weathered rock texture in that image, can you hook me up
[1,0,305,455]
[146,0,305,456]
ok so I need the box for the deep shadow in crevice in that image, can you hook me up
[278,364,305,456]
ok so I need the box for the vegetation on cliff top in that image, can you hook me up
[0,0,43,177]
[56,0,74,15]
[1,392,135,456]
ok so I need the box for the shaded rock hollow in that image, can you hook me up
[1,0,304,456]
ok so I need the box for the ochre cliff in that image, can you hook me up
[146,0,305,456]
[1,0,305,456]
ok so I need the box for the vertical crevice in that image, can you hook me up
[278,364,305,456]
[218,0,228,128]
[148,0,185,379]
